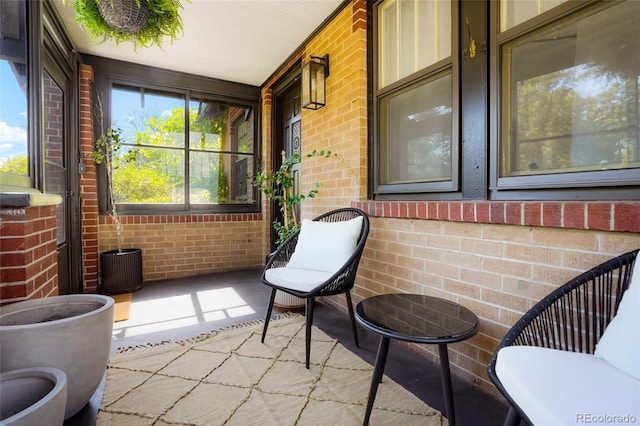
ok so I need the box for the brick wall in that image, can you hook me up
[0,206,59,305]
[98,214,263,282]
[260,0,640,399]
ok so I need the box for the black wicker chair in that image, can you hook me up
[261,208,370,368]
[488,249,639,425]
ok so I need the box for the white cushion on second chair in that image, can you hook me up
[265,267,333,293]
[496,346,640,425]
[594,256,640,380]
[287,216,363,274]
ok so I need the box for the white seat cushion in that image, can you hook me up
[265,267,333,293]
[496,346,640,425]
[287,216,363,273]
[594,257,640,380]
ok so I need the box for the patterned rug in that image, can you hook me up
[97,314,445,425]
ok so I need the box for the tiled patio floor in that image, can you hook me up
[65,268,511,426]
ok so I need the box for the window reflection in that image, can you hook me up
[0,0,28,176]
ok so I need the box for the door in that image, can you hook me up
[272,79,302,250]
[43,52,80,294]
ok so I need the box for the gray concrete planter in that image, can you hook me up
[0,367,67,426]
[0,295,114,419]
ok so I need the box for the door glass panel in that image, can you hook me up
[0,0,28,176]
[43,70,66,245]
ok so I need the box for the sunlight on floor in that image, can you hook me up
[113,287,256,338]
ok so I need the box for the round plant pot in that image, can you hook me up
[100,248,144,295]
[98,0,151,34]
[0,295,114,419]
[274,291,305,310]
[0,367,67,426]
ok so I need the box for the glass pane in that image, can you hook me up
[500,0,567,31]
[43,70,66,244]
[380,72,452,184]
[112,146,184,204]
[189,99,254,154]
[0,0,28,176]
[190,152,254,204]
[112,86,185,148]
[378,0,450,88]
[501,1,640,177]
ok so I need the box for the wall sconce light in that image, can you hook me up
[301,54,329,110]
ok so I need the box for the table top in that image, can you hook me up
[355,294,479,344]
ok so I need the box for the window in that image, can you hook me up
[373,0,458,196]
[109,84,257,212]
[494,0,640,190]
[0,0,29,178]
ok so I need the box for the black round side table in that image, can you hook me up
[355,293,479,426]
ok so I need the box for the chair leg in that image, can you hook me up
[345,291,359,348]
[304,297,315,369]
[261,288,277,343]
[503,407,521,426]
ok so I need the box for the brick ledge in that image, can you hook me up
[352,201,640,233]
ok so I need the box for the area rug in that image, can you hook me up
[112,293,132,322]
[97,314,445,425]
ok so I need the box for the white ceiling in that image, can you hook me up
[52,0,344,86]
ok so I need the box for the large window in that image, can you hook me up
[494,0,640,190]
[374,0,458,196]
[109,84,257,211]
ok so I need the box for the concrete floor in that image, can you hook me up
[65,268,512,426]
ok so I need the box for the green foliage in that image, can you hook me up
[0,155,28,175]
[68,0,186,50]
[254,149,336,246]
[112,162,172,202]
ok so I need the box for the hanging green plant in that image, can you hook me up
[67,0,186,49]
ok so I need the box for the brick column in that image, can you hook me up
[0,206,58,305]
[79,64,99,292]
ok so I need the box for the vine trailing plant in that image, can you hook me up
[254,149,336,246]
[66,0,187,50]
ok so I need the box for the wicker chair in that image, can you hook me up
[487,249,639,425]
[261,208,370,368]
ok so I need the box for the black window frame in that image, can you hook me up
[489,0,640,201]
[84,55,262,215]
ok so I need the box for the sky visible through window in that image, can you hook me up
[0,61,28,165]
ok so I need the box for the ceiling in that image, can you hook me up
[52,0,345,87]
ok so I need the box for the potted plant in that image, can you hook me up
[254,149,335,309]
[254,149,335,247]
[92,103,143,294]
[66,0,186,49]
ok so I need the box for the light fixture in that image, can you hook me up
[301,54,329,110]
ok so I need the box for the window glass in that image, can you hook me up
[378,0,450,88]
[380,72,452,184]
[500,0,566,31]
[0,0,28,176]
[500,1,640,178]
[109,85,256,208]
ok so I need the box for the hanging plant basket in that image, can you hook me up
[97,0,151,34]
[67,0,186,49]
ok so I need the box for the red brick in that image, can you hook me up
[1,267,26,283]
[427,202,438,219]
[505,203,522,225]
[0,284,27,299]
[417,202,427,219]
[437,202,448,220]
[476,202,490,223]
[587,203,611,231]
[0,237,26,251]
[407,202,417,218]
[614,202,640,232]
[564,203,585,229]
[523,202,541,227]
[0,222,26,236]
[542,203,562,228]
[450,202,462,222]
[490,202,505,224]
[462,202,475,222]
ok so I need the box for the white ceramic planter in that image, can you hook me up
[0,295,114,419]
[0,367,67,426]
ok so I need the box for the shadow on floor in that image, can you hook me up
[65,268,510,426]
